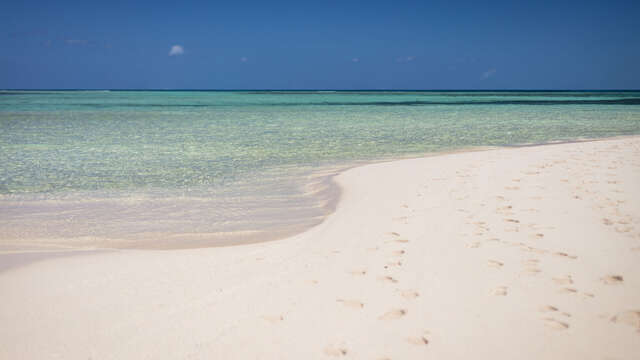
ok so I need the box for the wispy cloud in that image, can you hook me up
[65,39,88,46]
[351,57,360,63]
[169,45,184,56]
[481,68,496,79]
[395,56,415,63]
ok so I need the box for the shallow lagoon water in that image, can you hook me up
[1,91,639,249]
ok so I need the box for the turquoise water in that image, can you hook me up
[1,91,640,249]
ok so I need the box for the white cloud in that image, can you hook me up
[169,45,184,56]
[482,68,497,79]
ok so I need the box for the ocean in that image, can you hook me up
[1,90,639,250]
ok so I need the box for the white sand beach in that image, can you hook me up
[1,137,639,359]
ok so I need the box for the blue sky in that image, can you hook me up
[1,0,639,89]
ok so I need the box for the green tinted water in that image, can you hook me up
[1,91,639,249]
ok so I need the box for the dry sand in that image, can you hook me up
[1,137,639,359]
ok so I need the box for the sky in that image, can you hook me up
[1,0,639,90]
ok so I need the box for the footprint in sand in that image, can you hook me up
[524,259,540,266]
[487,260,504,268]
[324,345,348,357]
[407,332,430,346]
[554,252,578,259]
[378,276,399,284]
[523,267,541,275]
[350,269,367,276]
[507,240,526,247]
[558,287,578,294]
[391,250,406,257]
[539,305,559,313]
[523,246,547,255]
[378,309,407,320]
[543,318,569,330]
[610,310,640,331]
[601,275,624,285]
[539,305,570,317]
[552,275,574,285]
[492,286,508,296]
[384,261,402,269]
[336,299,364,309]
[399,290,420,299]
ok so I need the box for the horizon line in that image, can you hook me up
[2,88,640,92]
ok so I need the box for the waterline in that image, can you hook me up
[1,91,639,250]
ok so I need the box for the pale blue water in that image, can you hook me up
[1,91,639,249]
